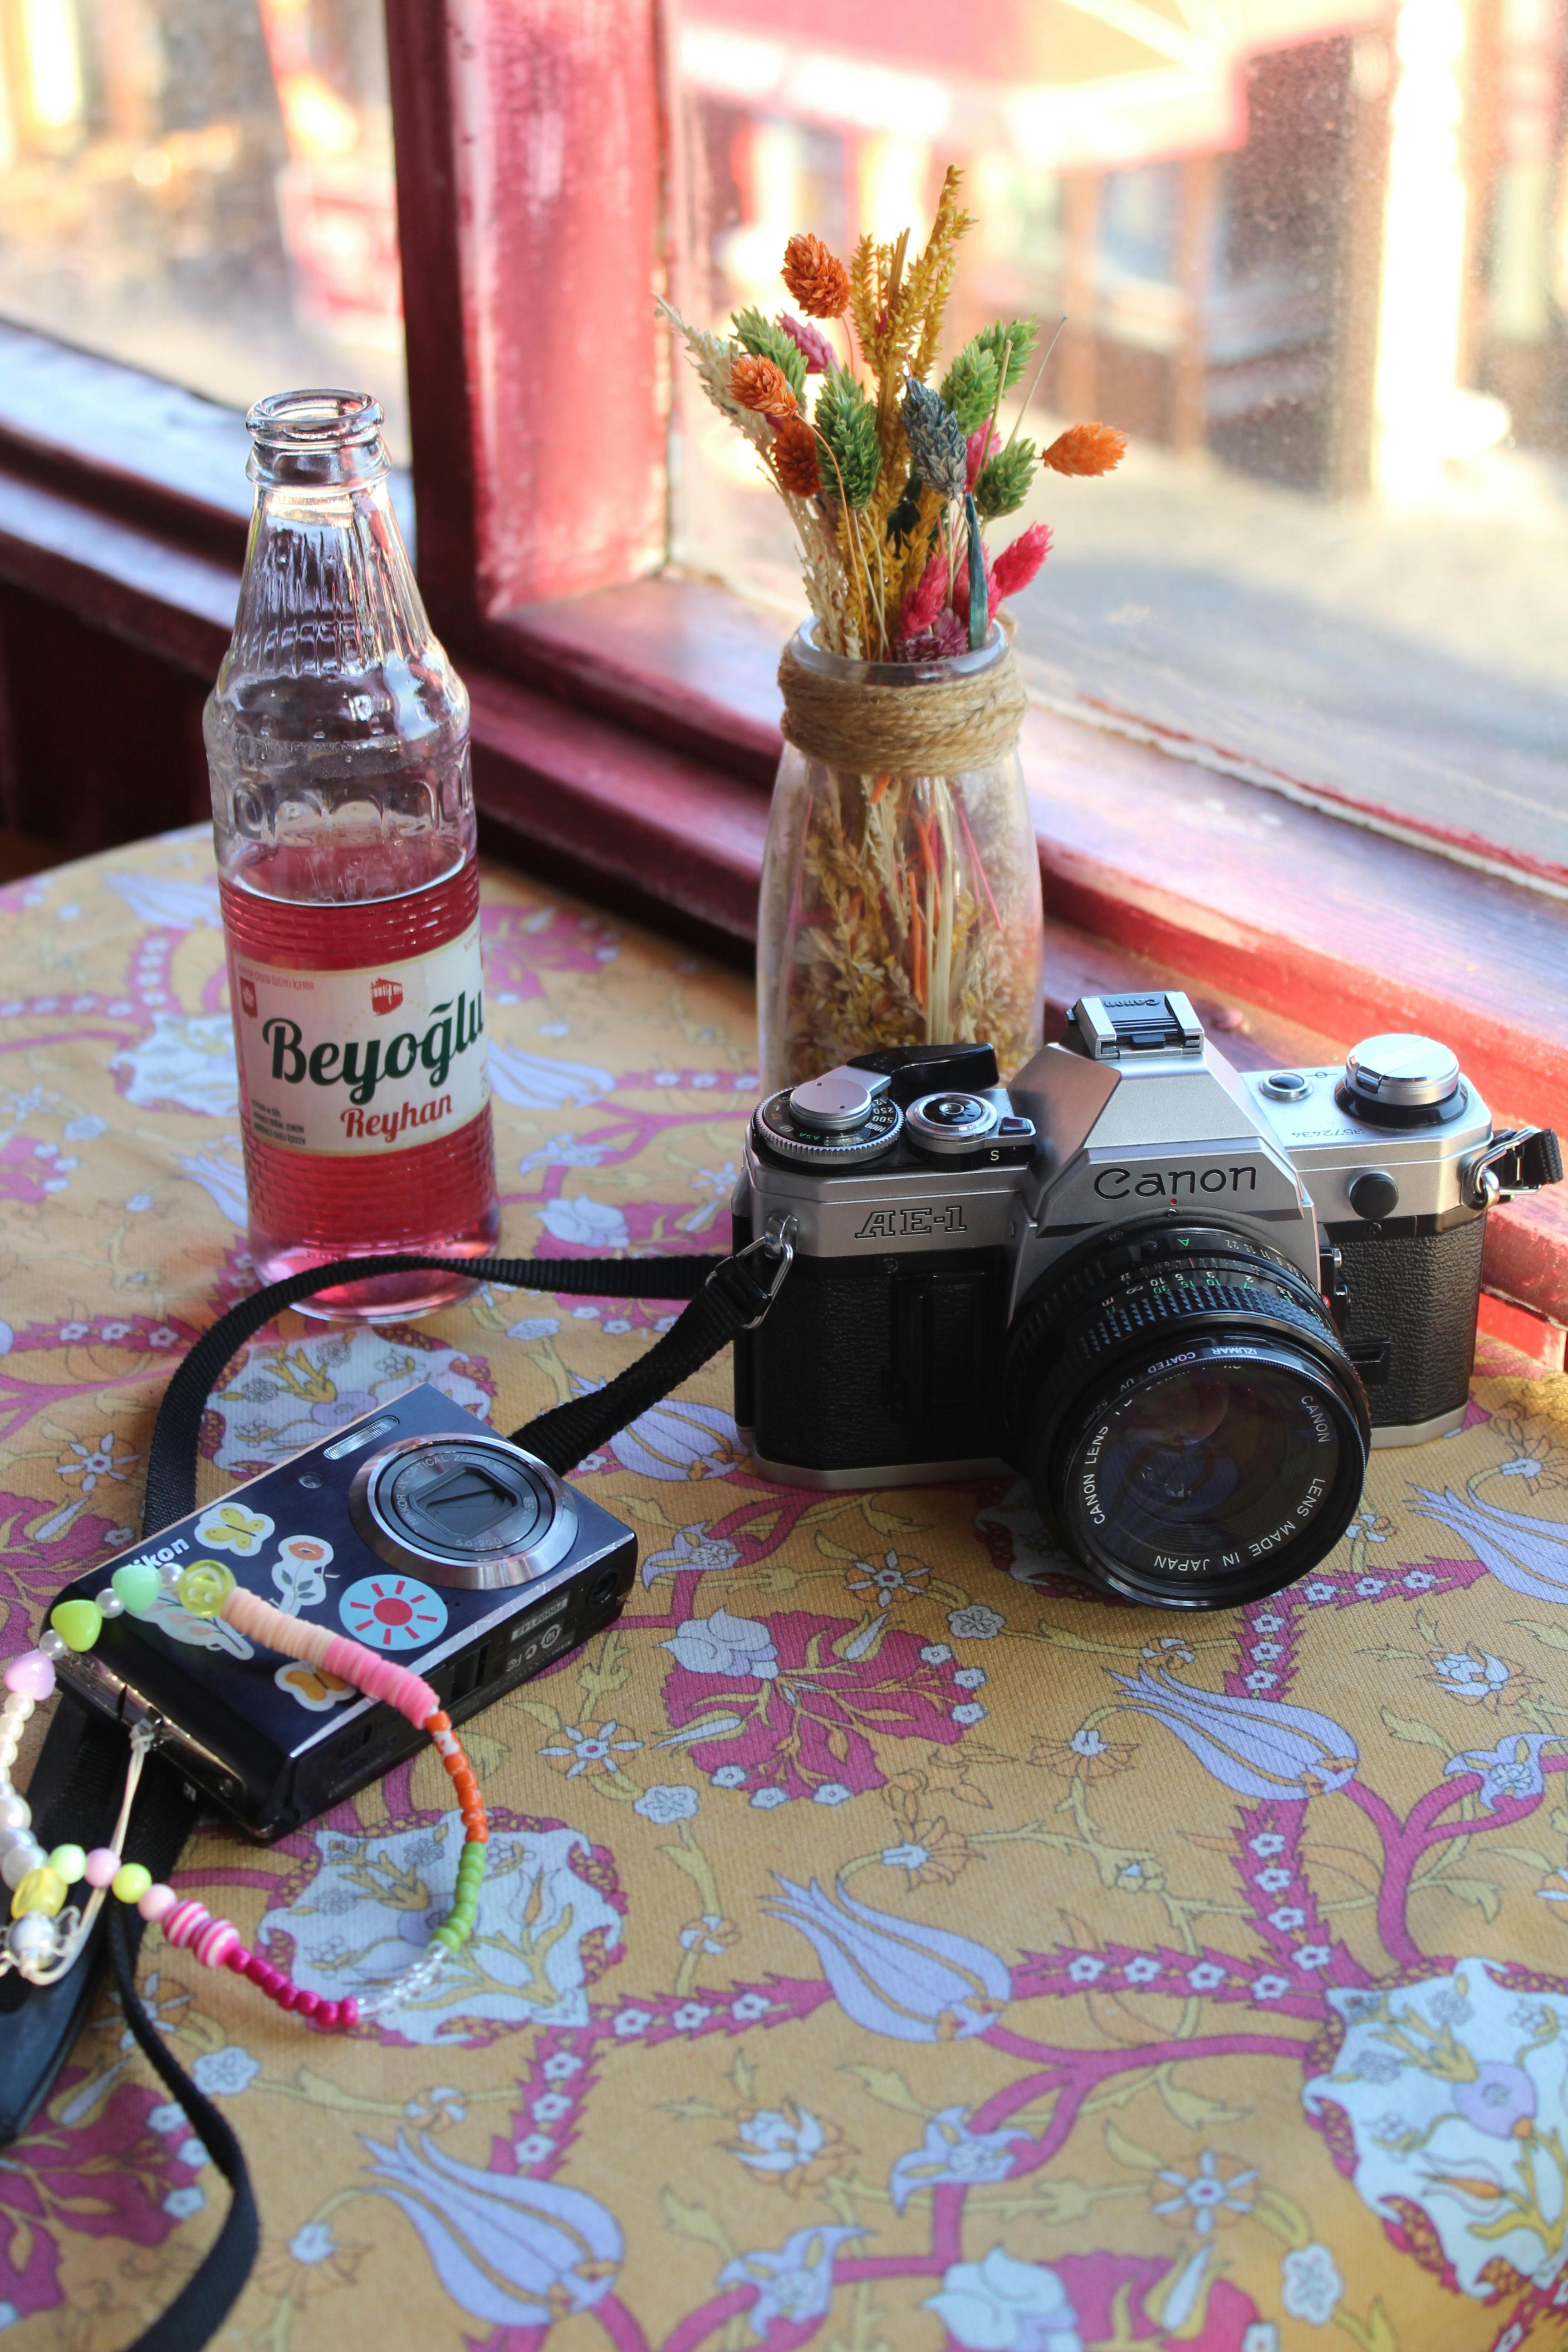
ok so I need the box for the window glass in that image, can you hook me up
[671,1,1568,873]
[0,0,408,458]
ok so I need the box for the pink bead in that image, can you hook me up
[223,1941,253,1975]
[293,1988,320,2019]
[194,1917,240,1969]
[339,1995,358,2030]
[84,1848,121,1890]
[4,1650,56,1701]
[138,1882,177,1924]
[315,2001,338,2030]
[164,1899,211,1950]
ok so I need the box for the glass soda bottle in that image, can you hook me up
[206,388,500,1318]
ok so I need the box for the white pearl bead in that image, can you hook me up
[0,1793,30,1835]
[7,1911,59,1968]
[96,1589,125,1618]
[160,1563,182,1591]
[38,1629,67,1661]
[0,1748,18,1779]
[1,1691,33,1722]
[1,1838,44,1889]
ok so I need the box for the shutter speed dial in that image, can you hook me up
[755,1067,902,1164]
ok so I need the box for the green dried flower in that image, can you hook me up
[731,306,807,404]
[816,369,882,508]
[938,341,1000,434]
[902,377,966,504]
[976,318,1037,394]
[974,438,1036,522]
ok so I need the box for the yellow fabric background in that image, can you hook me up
[2,830,1567,2352]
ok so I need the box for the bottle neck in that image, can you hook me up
[226,471,431,686]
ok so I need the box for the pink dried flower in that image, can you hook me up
[965,421,1001,493]
[990,523,1053,601]
[899,554,949,641]
[893,612,968,663]
[776,312,834,373]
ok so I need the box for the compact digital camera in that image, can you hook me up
[734,993,1562,1608]
[49,1384,637,1837]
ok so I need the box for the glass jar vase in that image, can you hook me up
[759,620,1045,1091]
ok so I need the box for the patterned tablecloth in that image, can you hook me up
[3,828,1568,2352]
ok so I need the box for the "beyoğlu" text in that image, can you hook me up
[260,991,483,1106]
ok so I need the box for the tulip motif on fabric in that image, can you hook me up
[1107,1665,1360,1802]
[764,1876,1010,2042]
[361,2135,623,2327]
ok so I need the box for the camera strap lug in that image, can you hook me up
[729,1216,798,1330]
[1319,1241,1350,1332]
[1463,1126,1564,1210]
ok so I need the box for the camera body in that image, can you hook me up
[49,1384,637,1837]
[735,994,1559,1606]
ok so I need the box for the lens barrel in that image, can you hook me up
[1002,1224,1369,1608]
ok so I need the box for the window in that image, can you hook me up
[0,0,409,456]
[669,0,1568,879]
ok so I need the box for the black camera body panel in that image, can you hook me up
[49,1384,636,1838]
[740,1231,1009,1475]
[1325,1209,1486,1429]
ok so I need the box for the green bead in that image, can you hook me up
[47,1844,86,1884]
[49,1599,103,1653]
[430,1925,463,1953]
[111,1561,163,1617]
[12,1866,65,1919]
[111,1862,152,1906]
[458,1854,485,1884]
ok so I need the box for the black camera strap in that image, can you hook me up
[6,1241,789,2348]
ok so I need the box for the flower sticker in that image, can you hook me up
[339,1576,448,1652]
[193,1503,274,1556]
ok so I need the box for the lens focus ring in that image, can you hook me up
[1002,1224,1370,1609]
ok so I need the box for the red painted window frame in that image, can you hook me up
[0,0,1563,1334]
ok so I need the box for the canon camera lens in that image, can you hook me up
[1001,1225,1369,1608]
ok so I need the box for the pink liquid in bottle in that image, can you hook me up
[207,392,499,1318]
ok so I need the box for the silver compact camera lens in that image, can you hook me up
[349,1432,578,1590]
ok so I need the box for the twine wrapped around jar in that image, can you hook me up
[759,622,1045,1091]
[777,636,1029,777]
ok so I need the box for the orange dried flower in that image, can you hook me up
[1041,422,1127,477]
[730,353,797,419]
[771,415,821,497]
[782,231,851,319]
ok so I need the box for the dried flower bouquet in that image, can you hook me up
[662,167,1125,1085]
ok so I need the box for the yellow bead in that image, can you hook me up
[49,1599,103,1652]
[176,1560,235,1619]
[111,1862,152,1906]
[11,1866,66,1919]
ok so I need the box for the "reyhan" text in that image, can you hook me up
[261,992,483,1107]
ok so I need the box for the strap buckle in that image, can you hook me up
[723,1215,797,1330]
[1464,1126,1564,1210]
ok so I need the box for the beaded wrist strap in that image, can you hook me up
[0,1563,489,2031]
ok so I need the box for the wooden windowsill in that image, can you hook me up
[1,456,1563,1331]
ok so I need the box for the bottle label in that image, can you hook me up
[230,923,489,1157]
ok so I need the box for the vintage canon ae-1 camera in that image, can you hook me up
[735,995,1562,1609]
[48,1384,637,1837]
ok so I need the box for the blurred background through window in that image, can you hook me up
[670,0,1568,871]
[0,0,409,457]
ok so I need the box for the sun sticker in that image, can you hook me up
[338,1574,448,1652]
